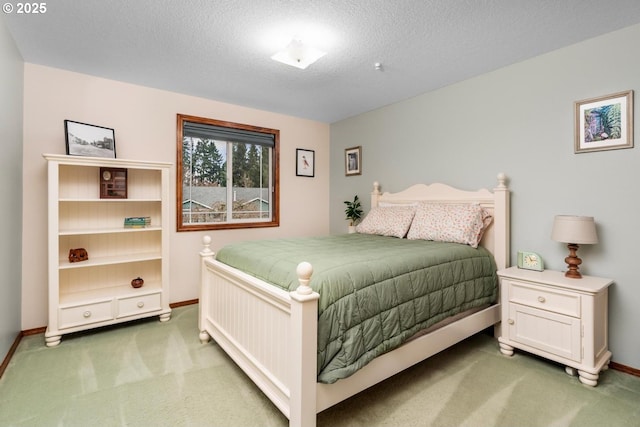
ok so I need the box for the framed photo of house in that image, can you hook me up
[296,148,315,177]
[575,90,633,153]
[65,120,117,158]
[345,146,361,176]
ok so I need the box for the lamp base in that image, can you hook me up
[564,243,583,279]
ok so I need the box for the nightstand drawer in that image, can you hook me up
[508,280,581,317]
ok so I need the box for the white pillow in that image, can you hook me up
[406,203,492,248]
[356,206,416,238]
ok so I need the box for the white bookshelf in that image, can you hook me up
[43,154,171,346]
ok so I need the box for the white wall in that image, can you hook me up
[0,18,23,357]
[330,24,640,369]
[22,64,330,329]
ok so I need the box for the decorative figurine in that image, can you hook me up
[68,248,88,263]
[131,277,144,288]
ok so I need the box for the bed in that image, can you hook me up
[198,174,510,427]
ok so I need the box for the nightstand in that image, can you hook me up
[497,266,613,386]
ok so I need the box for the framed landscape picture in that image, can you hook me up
[65,120,116,158]
[575,90,633,153]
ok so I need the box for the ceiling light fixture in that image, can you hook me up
[271,38,326,69]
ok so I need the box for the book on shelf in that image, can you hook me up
[124,216,151,228]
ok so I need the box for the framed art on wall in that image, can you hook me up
[65,120,117,158]
[575,90,633,153]
[296,148,315,177]
[345,146,361,176]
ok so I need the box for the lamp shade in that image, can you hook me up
[551,215,598,244]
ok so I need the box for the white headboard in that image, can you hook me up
[370,173,510,270]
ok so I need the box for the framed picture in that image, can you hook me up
[575,90,633,153]
[65,120,116,158]
[345,146,362,176]
[296,148,315,177]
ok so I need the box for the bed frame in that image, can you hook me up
[198,174,510,427]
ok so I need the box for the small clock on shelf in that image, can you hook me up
[100,167,128,199]
[517,251,544,271]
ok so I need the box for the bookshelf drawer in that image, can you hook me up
[116,292,162,318]
[59,300,113,329]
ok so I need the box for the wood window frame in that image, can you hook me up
[176,114,279,231]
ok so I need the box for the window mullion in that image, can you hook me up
[226,141,234,222]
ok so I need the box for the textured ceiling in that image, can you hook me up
[4,0,640,123]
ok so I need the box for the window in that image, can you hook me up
[177,114,279,231]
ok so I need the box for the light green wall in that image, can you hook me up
[330,24,640,369]
[0,18,23,359]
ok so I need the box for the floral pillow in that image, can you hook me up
[356,206,416,238]
[406,203,492,248]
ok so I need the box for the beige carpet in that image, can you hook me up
[1,305,639,426]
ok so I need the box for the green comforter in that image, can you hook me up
[216,233,498,384]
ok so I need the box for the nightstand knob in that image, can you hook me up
[538,296,546,303]
[508,319,514,325]
[83,311,91,318]
[137,301,144,308]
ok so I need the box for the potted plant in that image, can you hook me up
[344,195,363,233]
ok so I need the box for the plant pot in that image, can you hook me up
[348,225,357,234]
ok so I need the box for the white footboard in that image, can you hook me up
[198,236,319,427]
[198,236,501,427]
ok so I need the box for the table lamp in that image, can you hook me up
[551,215,598,279]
